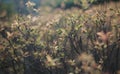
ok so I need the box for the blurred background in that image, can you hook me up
[0,0,120,17]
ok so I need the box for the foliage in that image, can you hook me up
[40,0,120,9]
[0,1,120,74]
[40,0,97,9]
[0,0,15,19]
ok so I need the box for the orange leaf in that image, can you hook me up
[97,31,112,43]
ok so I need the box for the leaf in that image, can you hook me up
[6,31,13,39]
[97,31,112,43]
[46,55,56,66]
[75,24,83,30]
[67,60,75,66]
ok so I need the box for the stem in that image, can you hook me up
[6,38,18,74]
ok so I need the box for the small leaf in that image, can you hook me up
[46,55,56,66]
[97,31,112,43]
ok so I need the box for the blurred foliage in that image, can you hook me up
[40,0,97,9]
[40,0,120,9]
[0,0,15,19]
[0,0,120,74]
[0,0,120,17]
